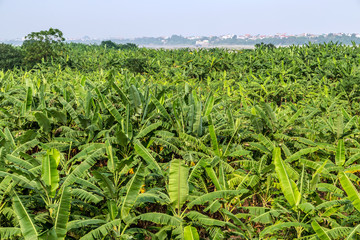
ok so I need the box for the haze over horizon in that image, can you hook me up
[1,0,360,39]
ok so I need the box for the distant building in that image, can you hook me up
[220,34,234,40]
[195,40,209,47]
[187,36,202,40]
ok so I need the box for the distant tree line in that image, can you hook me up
[2,28,360,72]
[0,29,139,71]
[255,43,276,49]
[65,34,360,46]
[100,40,138,50]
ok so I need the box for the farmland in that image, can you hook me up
[1,41,360,239]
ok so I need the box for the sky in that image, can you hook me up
[1,0,360,39]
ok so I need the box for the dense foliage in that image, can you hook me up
[0,44,23,70]
[1,42,360,239]
[101,41,138,50]
[22,28,66,67]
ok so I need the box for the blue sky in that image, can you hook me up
[1,0,360,39]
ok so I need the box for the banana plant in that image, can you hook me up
[0,144,104,239]
[76,163,152,240]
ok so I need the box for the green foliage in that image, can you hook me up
[255,42,276,49]
[168,159,189,212]
[273,147,301,208]
[123,57,148,73]
[12,192,38,240]
[22,28,65,66]
[41,149,60,197]
[0,44,23,70]
[184,226,200,240]
[100,40,138,50]
[2,43,360,239]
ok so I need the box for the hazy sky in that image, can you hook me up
[1,0,360,39]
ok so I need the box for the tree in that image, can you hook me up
[0,44,23,70]
[22,28,65,66]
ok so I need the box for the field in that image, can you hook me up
[1,42,360,239]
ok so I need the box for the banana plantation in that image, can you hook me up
[1,42,360,239]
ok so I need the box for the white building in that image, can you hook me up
[195,40,209,47]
